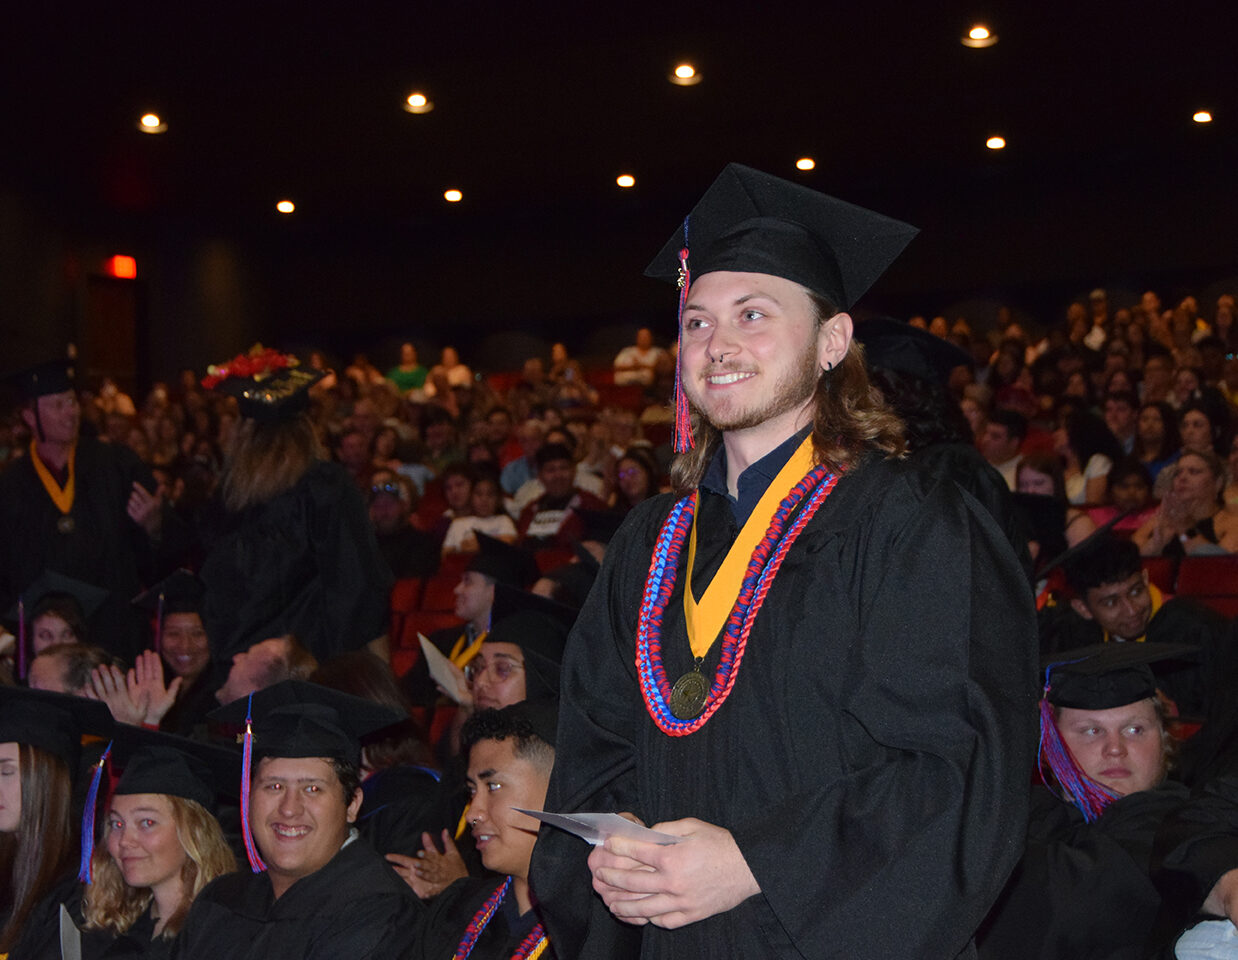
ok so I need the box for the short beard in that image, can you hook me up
[686,346,821,433]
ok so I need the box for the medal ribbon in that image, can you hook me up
[637,455,841,736]
[682,434,817,659]
[28,440,76,515]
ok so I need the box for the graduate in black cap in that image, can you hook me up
[858,317,1033,580]
[531,164,1037,959]
[197,349,393,667]
[130,570,219,737]
[0,687,113,958]
[3,568,109,679]
[76,727,239,958]
[0,359,164,663]
[413,701,559,960]
[977,644,1238,959]
[177,681,422,959]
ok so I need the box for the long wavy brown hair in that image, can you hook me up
[671,293,905,494]
[220,413,325,512]
[0,744,75,953]
[82,794,235,939]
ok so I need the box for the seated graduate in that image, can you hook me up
[413,700,558,960]
[0,687,112,959]
[977,644,1238,959]
[75,727,238,958]
[176,681,423,960]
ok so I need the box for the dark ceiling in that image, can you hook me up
[2,1,1236,349]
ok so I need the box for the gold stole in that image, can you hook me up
[682,435,816,659]
[28,440,76,515]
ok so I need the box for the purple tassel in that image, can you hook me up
[154,590,165,655]
[1037,689,1118,823]
[240,693,267,872]
[78,741,112,883]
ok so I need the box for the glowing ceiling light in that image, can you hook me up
[962,24,998,48]
[795,157,816,171]
[1193,110,1213,123]
[403,91,434,114]
[276,200,295,214]
[986,135,1006,150]
[616,174,636,188]
[670,63,701,86]
[137,113,167,134]
[444,189,463,203]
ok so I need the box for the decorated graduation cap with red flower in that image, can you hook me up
[202,346,322,422]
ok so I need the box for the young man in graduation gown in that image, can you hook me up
[176,682,423,960]
[413,700,559,960]
[0,360,165,662]
[529,164,1038,959]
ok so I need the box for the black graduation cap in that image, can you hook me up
[7,359,76,401]
[7,569,110,623]
[0,687,113,770]
[470,533,539,589]
[645,163,918,311]
[486,589,573,700]
[856,317,973,383]
[1042,642,1200,711]
[111,726,241,809]
[209,680,404,768]
[206,351,323,423]
[132,569,205,618]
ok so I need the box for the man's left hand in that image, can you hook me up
[127,482,162,538]
[588,817,760,929]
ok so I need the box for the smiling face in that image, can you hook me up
[0,742,19,832]
[466,737,550,880]
[250,756,361,898]
[161,612,209,680]
[1056,699,1165,796]
[1072,569,1152,640]
[679,271,840,442]
[22,390,80,446]
[105,792,188,899]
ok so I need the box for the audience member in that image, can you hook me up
[980,408,1027,489]
[612,327,666,387]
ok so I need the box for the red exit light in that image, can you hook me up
[107,255,137,279]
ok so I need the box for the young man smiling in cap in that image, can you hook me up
[532,165,1036,959]
[177,681,422,959]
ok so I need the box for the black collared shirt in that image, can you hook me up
[699,425,813,526]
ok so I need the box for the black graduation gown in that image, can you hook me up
[198,461,393,665]
[413,877,553,960]
[175,838,422,960]
[976,784,1192,960]
[0,439,156,660]
[529,454,1039,960]
[80,905,173,960]
[357,764,454,856]
[6,871,78,960]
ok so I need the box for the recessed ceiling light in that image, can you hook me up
[137,113,167,134]
[795,157,816,171]
[616,174,636,188]
[986,135,1006,150]
[962,24,998,48]
[276,200,295,214]
[403,91,434,115]
[669,63,701,86]
[1193,110,1213,124]
[444,189,463,203]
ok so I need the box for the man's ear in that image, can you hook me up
[347,787,364,824]
[19,404,36,433]
[1070,597,1095,621]
[817,312,853,371]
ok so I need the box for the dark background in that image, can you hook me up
[1,1,1235,390]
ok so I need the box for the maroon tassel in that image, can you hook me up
[672,243,694,452]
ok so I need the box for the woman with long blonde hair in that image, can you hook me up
[80,730,236,956]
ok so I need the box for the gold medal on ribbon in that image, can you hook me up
[669,661,708,719]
